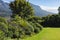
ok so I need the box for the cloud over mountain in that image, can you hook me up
[40,5,58,13]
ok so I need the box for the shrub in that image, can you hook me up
[0,22,8,34]
[0,30,5,40]
[29,22,43,33]
[0,16,43,39]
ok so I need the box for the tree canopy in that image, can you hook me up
[9,0,34,19]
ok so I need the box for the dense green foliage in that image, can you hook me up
[0,0,43,40]
[9,0,43,39]
[9,0,34,19]
[40,7,60,27]
[41,14,60,27]
[0,16,43,39]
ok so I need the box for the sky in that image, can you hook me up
[2,0,60,13]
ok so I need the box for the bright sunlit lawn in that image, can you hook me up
[22,28,60,40]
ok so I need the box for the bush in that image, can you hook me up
[29,22,43,33]
[0,30,5,40]
[0,15,43,39]
[0,17,7,24]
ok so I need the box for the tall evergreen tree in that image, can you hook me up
[9,0,34,18]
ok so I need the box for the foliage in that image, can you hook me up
[0,30,5,40]
[9,0,34,19]
[0,0,43,40]
[0,17,7,24]
[41,14,60,27]
[9,0,43,39]
[0,16,43,40]
[27,16,43,33]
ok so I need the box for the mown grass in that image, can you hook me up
[22,28,60,40]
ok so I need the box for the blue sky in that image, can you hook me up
[2,0,60,13]
[29,0,60,7]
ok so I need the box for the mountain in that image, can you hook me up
[0,0,11,17]
[31,3,54,17]
[0,0,54,17]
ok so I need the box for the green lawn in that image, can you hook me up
[22,28,60,40]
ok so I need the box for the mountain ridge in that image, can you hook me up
[0,0,54,17]
[30,3,54,16]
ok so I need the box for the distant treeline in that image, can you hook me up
[41,14,60,27]
[40,7,60,27]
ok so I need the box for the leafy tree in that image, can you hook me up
[9,0,34,19]
[8,0,43,39]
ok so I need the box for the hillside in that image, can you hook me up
[0,0,54,17]
[31,3,54,16]
[0,0,11,17]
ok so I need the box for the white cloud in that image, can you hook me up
[40,5,58,13]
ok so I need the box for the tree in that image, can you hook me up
[41,14,60,27]
[58,7,60,14]
[9,0,34,19]
[9,0,43,39]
